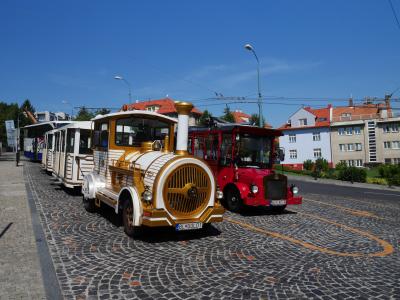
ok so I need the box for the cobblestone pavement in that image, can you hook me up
[24,162,400,300]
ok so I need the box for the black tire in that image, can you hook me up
[225,188,243,212]
[83,196,96,213]
[122,200,142,238]
[270,205,287,213]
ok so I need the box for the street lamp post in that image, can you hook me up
[244,43,263,128]
[114,75,132,104]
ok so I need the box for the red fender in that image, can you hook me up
[233,182,250,200]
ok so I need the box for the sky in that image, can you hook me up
[1,0,400,127]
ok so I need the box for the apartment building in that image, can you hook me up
[330,99,394,167]
[279,105,332,170]
[376,117,400,165]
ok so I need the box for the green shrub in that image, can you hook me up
[303,159,314,171]
[378,164,400,186]
[338,166,367,183]
[366,177,388,185]
[315,158,329,172]
[335,161,347,171]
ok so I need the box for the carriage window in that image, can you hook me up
[193,137,205,159]
[66,129,75,153]
[48,134,53,149]
[205,134,219,161]
[80,129,92,154]
[220,134,232,166]
[94,122,109,148]
[55,133,60,151]
[115,117,170,147]
[61,131,66,152]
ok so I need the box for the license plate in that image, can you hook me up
[175,222,203,231]
[271,200,286,206]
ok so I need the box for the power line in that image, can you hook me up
[388,0,400,31]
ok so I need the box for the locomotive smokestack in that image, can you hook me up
[174,101,193,155]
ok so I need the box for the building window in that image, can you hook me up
[338,128,345,135]
[289,134,296,143]
[346,127,353,135]
[289,149,297,159]
[354,127,361,135]
[393,124,399,132]
[299,118,307,126]
[348,160,355,167]
[347,144,354,151]
[355,159,363,167]
[393,158,400,164]
[341,113,351,120]
[313,132,321,141]
[383,125,391,133]
[392,141,400,149]
[340,160,346,165]
[339,144,346,152]
[313,148,322,158]
[384,141,391,149]
[355,143,362,151]
[385,158,391,164]
[146,105,160,112]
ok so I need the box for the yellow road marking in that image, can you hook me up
[225,215,394,257]
[304,198,384,219]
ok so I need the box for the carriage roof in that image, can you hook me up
[91,110,178,124]
[52,121,93,131]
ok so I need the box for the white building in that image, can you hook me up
[279,105,333,170]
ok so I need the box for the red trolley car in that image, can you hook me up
[189,124,302,212]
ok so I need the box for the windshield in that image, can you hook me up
[234,133,273,168]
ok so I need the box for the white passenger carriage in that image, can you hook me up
[42,129,55,172]
[52,121,94,188]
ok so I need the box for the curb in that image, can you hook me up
[285,173,400,193]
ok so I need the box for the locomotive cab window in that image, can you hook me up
[114,117,170,147]
[94,122,109,148]
[220,134,233,166]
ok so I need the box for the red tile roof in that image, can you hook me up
[331,103,392,122]
[232,111,251,123]
[123,98,202,115]
[279,105,331,130]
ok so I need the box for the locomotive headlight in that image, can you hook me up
[142,189,153,202]
[250,184,259,194]
[291,185,299,195]
[216,190,224,199]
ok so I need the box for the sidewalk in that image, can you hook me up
[285,172,400,192]
[0,153,46,299]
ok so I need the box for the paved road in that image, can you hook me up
[24,162,400,300]
[290,178,400,202]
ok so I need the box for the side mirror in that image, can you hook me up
[276,148,285,162]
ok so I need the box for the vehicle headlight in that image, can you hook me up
[291,185,299,194]
[216,190,224,199]
[142,190,153,202]
[250,184,259,194]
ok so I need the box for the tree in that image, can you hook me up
[221,106,235,123]
[74,107,94,121]
[249,113,265,127]
[94,108,111,116]
[199,110,212,126]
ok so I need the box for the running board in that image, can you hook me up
[96,189,118,208]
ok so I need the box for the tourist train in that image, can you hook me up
[50,121,94,188]
[81,101,225,237]
[189,124,302,212]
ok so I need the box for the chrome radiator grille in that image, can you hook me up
[263,174,287,200]
[163,164,211,217]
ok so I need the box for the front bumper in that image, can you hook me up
[141,205,225,227]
